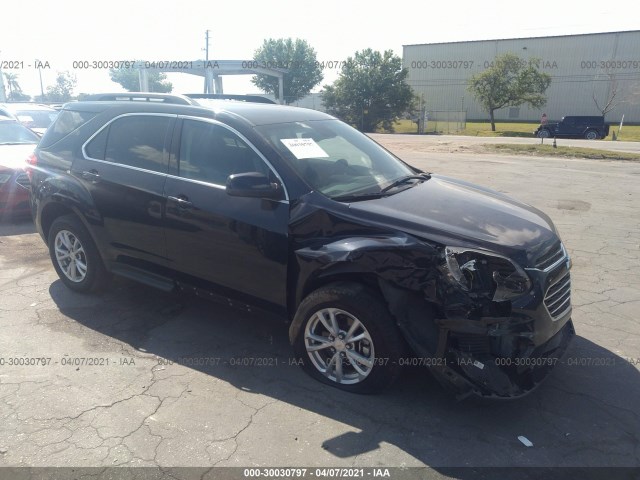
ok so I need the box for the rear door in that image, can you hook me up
[163,117,289,307]
[557,117,575,137]
[74,113,176,267]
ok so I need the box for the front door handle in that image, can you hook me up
[167,195,193,209]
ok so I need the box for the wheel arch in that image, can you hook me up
[289,277,407,392]
[288,234,443,354]
[39,199,109,270]
[288,270,382,344]
[290,234,437,309]
[40,201,76,241]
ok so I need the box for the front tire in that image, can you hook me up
[48,214,109,293]
[584,130,599,140]
[292,283,404,393]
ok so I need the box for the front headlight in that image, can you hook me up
[443,247,531,301]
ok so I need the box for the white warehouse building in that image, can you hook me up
[403,30,640,124]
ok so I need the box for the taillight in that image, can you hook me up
[26,153,37,182]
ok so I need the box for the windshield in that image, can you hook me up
[254,120,414,199]
[0,122,40,144]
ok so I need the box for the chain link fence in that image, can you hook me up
[423,110,467,134]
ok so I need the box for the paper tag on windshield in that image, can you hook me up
[280,138,329,159]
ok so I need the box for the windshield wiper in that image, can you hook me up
[331,173,431,202]
[380,174,430,194]
[331,191,387,202]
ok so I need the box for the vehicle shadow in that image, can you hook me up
[486,131,536,138]
[49,278,640,470]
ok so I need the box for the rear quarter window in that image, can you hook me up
[39,110,98,148]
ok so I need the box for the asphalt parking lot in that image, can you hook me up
[0,136,639,476]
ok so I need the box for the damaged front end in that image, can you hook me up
[291,197,574,399]
[384,241,574,399]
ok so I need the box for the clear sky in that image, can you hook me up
[1,0,638,98]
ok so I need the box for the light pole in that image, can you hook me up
[36,59,44,99]
[202,30,211,93]
[0,51,7,102]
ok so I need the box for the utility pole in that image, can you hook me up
[203,30,211,93]
[0,51,6,102]
[205,30,210,61]
[37,60,45,99]
[0,68,6,102]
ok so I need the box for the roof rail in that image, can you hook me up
[184,94,276,104]
[80,93,199,105]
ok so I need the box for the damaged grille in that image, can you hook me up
[544,271,571,320]
[535,241,565,271]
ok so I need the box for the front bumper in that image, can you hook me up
[425,245,575,398]
[430,319,574,399]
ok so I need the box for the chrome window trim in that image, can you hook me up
[73,156,169,178]
[164,173,289,204]
[176,115,290,202]
[81,112,290,202]
[81,112,177,175]
[166,175,225,190]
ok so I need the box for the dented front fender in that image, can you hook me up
[287,192,574,399]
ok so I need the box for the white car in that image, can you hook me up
[0,103,58,136]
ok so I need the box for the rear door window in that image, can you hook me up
[85,114,174,173]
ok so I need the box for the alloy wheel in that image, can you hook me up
[54,230,88,282]
[304,308,375,384]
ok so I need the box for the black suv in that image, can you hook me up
[29,97,574,398]
[534,115,610,140]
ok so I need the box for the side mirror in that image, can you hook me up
[226,172,284,200]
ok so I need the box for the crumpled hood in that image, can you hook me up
[346,174,558,265]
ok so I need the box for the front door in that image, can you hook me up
[163,118,289,308]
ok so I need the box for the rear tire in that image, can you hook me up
[292,282,404,394]
[48,214,109,293]
[537,129,551,138]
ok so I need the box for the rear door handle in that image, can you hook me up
[167,195,193,209]
[80,170,101,182]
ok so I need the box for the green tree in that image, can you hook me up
[45,71,77,102]
[3,72,19,97]
[3,72,30,101]
[321,49,415,132]
[468,53,551,131]
[109,67,172,92]
[8,90,30,101]
[251,38,323,104]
